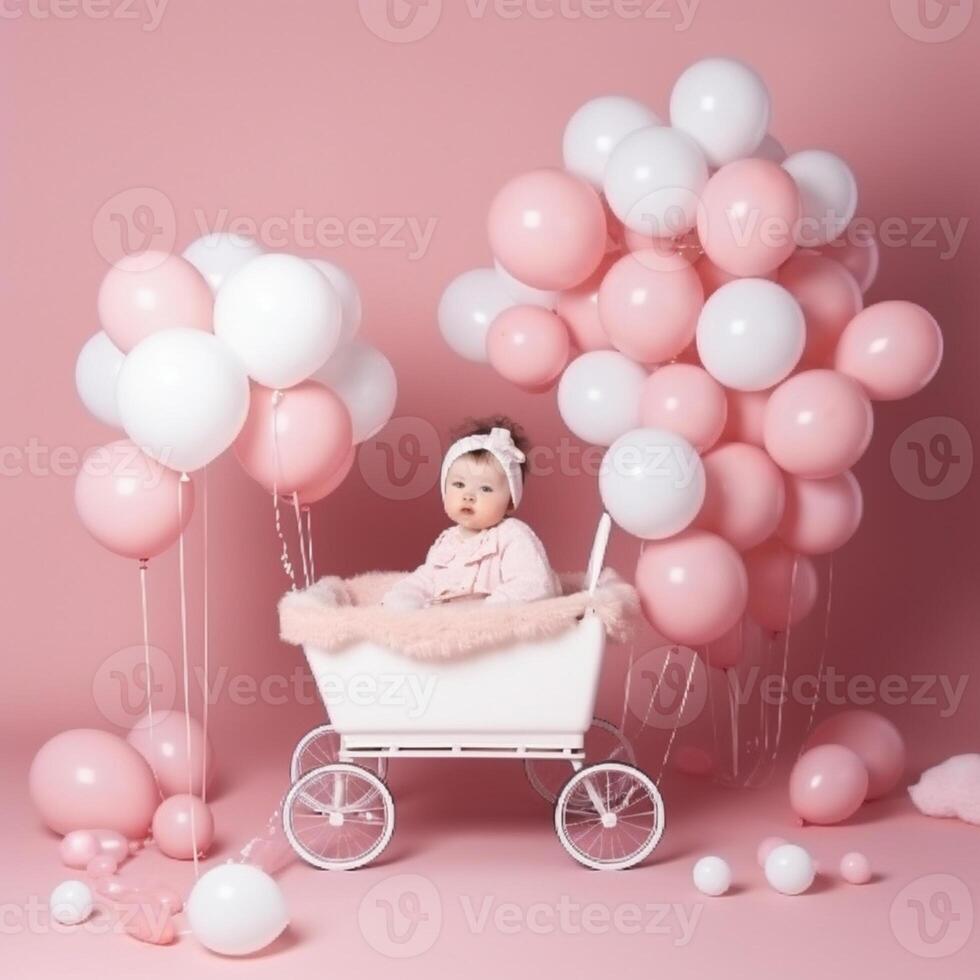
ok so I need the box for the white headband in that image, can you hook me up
[441,426,526,509]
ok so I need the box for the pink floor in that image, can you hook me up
[4,730,977,979]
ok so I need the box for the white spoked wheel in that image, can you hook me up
[555,762,665,871]
[291,723,387,784]
[525,717,635,803]
[283,763,394,871]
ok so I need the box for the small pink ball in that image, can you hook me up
[840,851,872,884]
[86,854,118,878]
[757,836,787,867]
[59,831,99,870]
[151,795,214,860]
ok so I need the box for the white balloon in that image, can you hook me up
[314,340,397,443]
[603,125,708,237]
[50,879,94,925]
[75,331,125,427]
[669,57,770,168]
[783,150,858,247]
[494,259,558,310]
[117,328,250,473]
[692,856,732,897]
[752,133,787,164]
[599,427,705,540]
[764,843,816,895]
[214,253,342,389]
[438,268,515,362]
[182,233,264,294]
[562,95,662,188]
[696,279,805,391]
[187,864,288,956]
[557,351,647,447]
[310,258,363,346]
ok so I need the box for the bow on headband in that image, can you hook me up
[440,426,525,509]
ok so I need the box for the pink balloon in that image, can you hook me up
[91,829,134,862]
[695,253,776,299]
[697,159,801,277]
[486,305,570,388]
[743,539,819,632]
[815,222,880,292]
[60,831,100,869]
[86,853,119,877]
[97,251,212,353]
[234,381,353,495]
[778,471,863,555]
[696,443,786,551]
[598,250,704,363]
[790,744,869,825]
[144,883,183,915]
[834,301,943,401]
[126,710,214,798]
[488,168,607,290]
[93,875,138,903]
[296,444,356,505]
[29,730,159,838]
[122,904,176,945]
[840,852,872,884]
[721,388,770,447]
[635,530,748,646]
[640,364,727,452]
[151,794,214,860]
[75,440,194,560]
[703,622,745,670]
[764,369,874,478]
[556,253,618,353]
[778,252,863,367]
[803,709,906,800]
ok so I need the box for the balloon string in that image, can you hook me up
[772,556,800,755]
[201,466,210,805]
[726,667,738,782]
[270,391,297,591]
[619,642,635,738]
[292,492,310,589]
[138,558,153,749]
[177,474,200,879]
[655,655,694,784]
[636,646,672,734]
[798,555,834,758]
[305,507,315,583]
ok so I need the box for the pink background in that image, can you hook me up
[3,1,978,976]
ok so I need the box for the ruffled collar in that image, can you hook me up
[430,520,506,567]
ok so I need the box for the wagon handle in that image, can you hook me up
[585,511,612,596]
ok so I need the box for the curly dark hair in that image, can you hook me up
[449,414,530,480]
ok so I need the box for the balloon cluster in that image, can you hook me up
[439,57,943,648]
[75,235,397,561]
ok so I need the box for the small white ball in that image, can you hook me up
[692,855,732,896]
[50,879,94,925]
[764,843,816,895]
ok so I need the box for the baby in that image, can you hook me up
[380,417,561,610]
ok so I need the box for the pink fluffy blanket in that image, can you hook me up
[278,569,639,660]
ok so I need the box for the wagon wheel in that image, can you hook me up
[283,763,394,871]
[291,723,388,783]
[525,717,635,804]
[554,762,664,871]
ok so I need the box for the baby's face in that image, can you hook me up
[444,455,512,532]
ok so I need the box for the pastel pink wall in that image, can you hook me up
[2,0,977,771]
